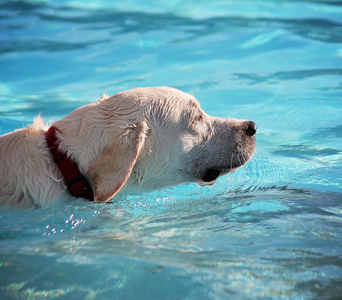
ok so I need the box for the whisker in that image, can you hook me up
[237,153,243,167]
[241,152,249,171]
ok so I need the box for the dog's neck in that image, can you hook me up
[45,126,94,201]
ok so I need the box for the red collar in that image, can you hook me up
[45,126,94,201]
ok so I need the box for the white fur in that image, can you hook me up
[0,87,256,207]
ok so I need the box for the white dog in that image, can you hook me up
[0,87,256,207]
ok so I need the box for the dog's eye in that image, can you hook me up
[190,114,203,126]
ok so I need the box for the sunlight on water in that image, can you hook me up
[1,0,342,299]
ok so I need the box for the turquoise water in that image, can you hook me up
[1,0,342,299]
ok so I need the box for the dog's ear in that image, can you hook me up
[87,122,148,203]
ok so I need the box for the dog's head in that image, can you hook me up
[59,87,256,202]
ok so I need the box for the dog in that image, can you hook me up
[0,87,256,207]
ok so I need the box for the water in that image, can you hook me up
[0,0,342,299]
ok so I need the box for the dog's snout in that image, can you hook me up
[245,121,257,137]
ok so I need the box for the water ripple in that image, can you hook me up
[233,69,342,85]
[1,2,342,55]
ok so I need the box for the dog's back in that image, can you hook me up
[0,117,65,207]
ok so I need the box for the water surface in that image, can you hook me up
[0,0,342,299]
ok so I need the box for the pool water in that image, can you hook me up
[1,0,342,299]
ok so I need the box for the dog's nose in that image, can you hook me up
[245,121,257,137]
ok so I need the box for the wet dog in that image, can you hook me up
[0,87,256,207]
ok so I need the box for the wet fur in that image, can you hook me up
[0,87,256,207]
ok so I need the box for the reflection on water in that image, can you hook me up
[233,69,342,85]
[2,2,342,54]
